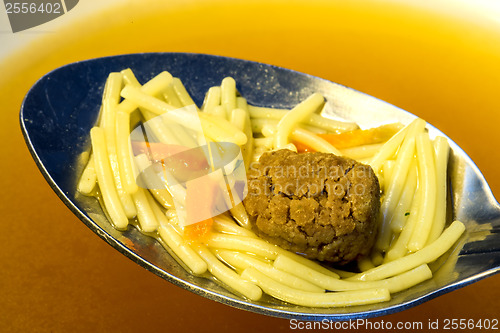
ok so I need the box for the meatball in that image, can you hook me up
[243,149,380,264]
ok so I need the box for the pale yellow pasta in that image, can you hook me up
[117,71,173,113]
[251,147,266,163]
[77,153,97,195]
[306,113,358,132]
[172,77,198,109]
[194,244,262,301]
[201,86,221,113]
[77,101,104,195]
[329,269,357,279]
[207,233,282,260]
[350,220,465,281]
[131,187,159,233]
[300,124,329,134]
[221,77,237,118]
[356,157,373,165]
[212,216,257,237]
[115,110,138,194]
[100,75,122,138]
[209,105,227,119]
[129,108,142,131]
[253,119,327,136]
[236,96,248,111]
[384,180,422,262]
[102,72,123,111]
[408,132,437,252]
[253,137,274,149]
[428,136,450,243]
[275,93,324,148]
[120,68,141,86]
[370,250,384,266]
[240,106,254,170]
[197,112,247,146]
[242,267,391,307]
[278,251,341,279]
[390,158,418,233]
[90,127,129,229]
[272,254,348,289]
[229,202,251,229]
[165,209,178,220]
[376,137,416,251]
[101,73,137,218]
[248,105,358,132]
[230,108,247,131]
[357,257,376,272]
[251,118,278,134]
[290,127,342,155]
[133,153,174,209]
[163,83,183,108]
[140,110,182,145]
[247,105,291,119]
[166,122,199,149]
[121,91,197,147]
[381,160,396,186]
[282,143,298,152]
[144,190,170,227]
[370,118,425,173]
[340,143,384,160]
[275,254,432,293]
[160,168,187,207]
[121,85,177,115]
[217,250,324,293]
[158,223,208,275]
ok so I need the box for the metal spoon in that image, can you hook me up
[19,52,500,320]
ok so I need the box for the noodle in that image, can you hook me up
[216,250,325,293]
[171,77,198,109]
[90,127,129,229]
[163,82,184,108]
[376,137,416,252]
[241,267,391,307]
[201,86,221,113]
[290,127,342,155]
[131,187,159,233]
[221,77,237,118]
[274,93,324,149]
[408,132,437,252]
[158,223,208,275]
[350,220,465,281]
[428,137,450,243]
[390,158,418,233]
[115,110,138,194]
[194,244,262,301]
[77,153,97,194]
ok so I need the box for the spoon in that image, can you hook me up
[19,52,500,320]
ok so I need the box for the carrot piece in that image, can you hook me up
[132,141,210,181]
[184,218,214,242]
[131,141,190,159]
[293,123,402,153]
[184,175,222,241]
[293,141,316,153]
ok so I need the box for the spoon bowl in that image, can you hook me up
[19,52,500,320]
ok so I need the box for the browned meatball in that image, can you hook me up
[243,149,380,264]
